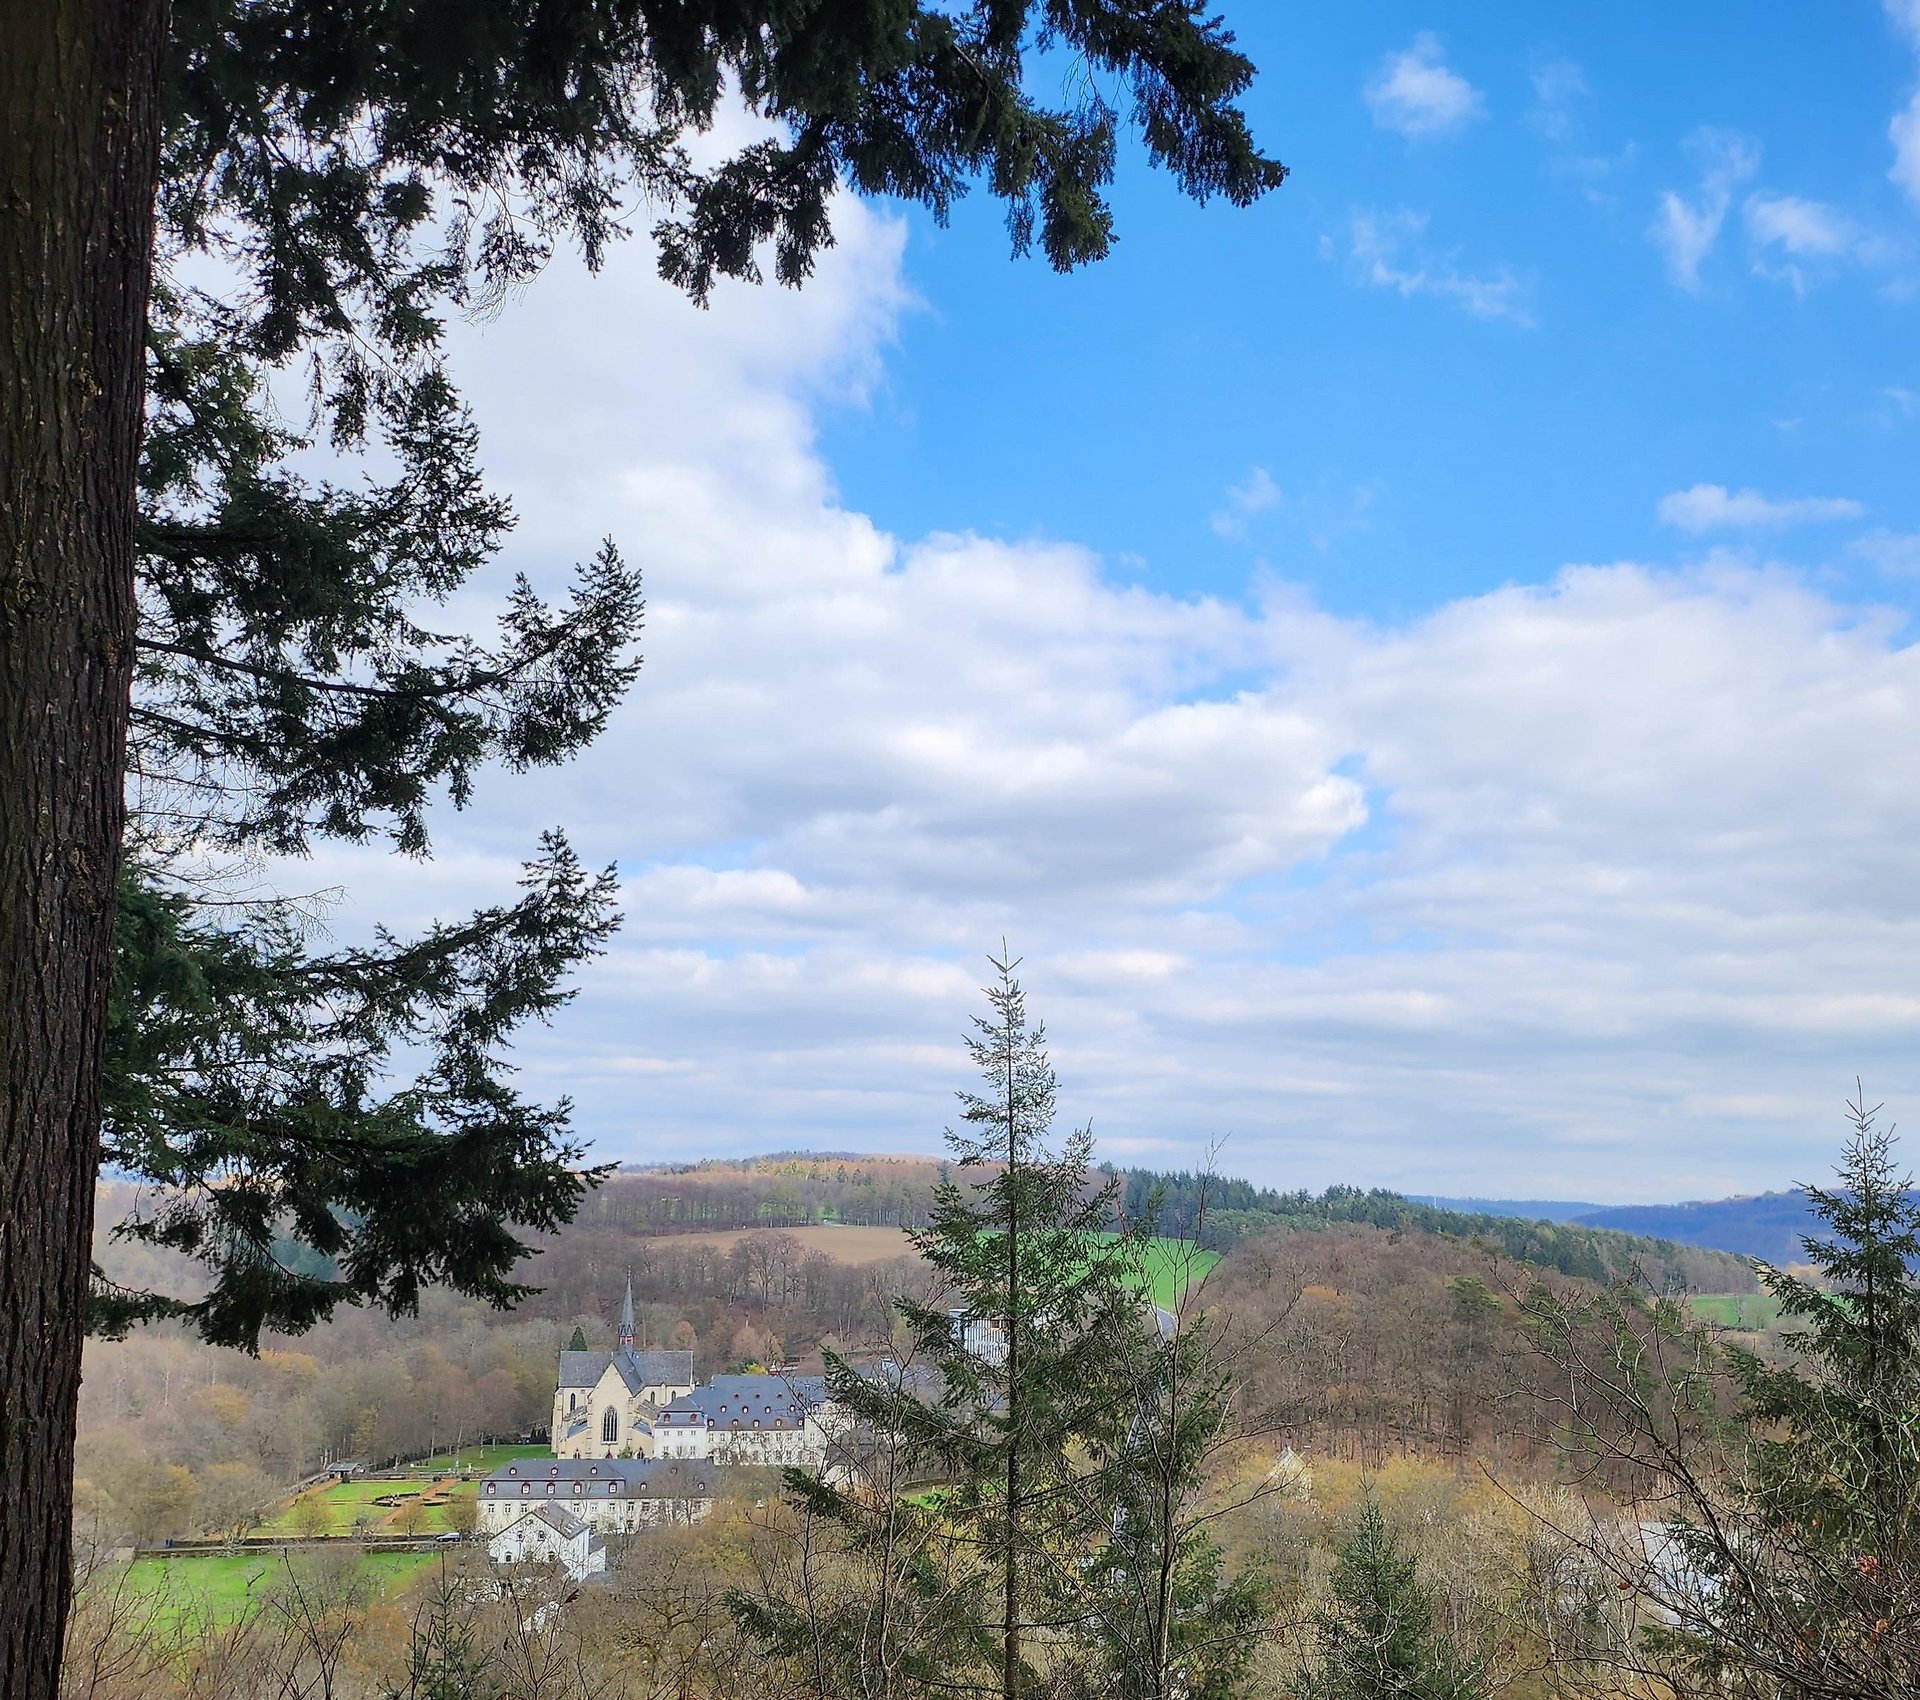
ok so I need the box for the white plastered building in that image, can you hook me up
[651,1374,837,1466]
[479,1457,717,1541]
[486,1503,607,1581]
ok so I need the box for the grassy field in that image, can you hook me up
[1128,1237,1222,1308]
[1692,1293,1785,1330]
[123,1550,438,1627]
[392,1443,547,1477]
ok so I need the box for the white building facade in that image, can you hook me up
[479,1458,716,1540]
[652,1374,840,1465]
[487,1504,607,1580]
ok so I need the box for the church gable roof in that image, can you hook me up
[557,1350,613,1389]
[610,1347,695,1394]
[558,1345,693,1392]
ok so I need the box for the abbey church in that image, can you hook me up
[549,1275,695,1458]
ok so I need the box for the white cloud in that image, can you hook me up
[1744,193,1855,257]
[1739,191,1900,294]
[1339,210,1532,325]
[1887,2,1920,200]
[1364,34,1485,139]
[1211,467,1282,539]
[1652,128,1761,290]
[1852,529,1920,575]
[1528,56,1587,144]
[1894,94,1920,203]
[1657,483,1865,532]
[288,193,1920,1203]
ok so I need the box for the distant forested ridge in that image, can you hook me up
[1567,1192,1841,1265]
[586,1155,947,1233]
[1118,1169,1759,1292]
[1434,1188,1885,1267]
[573,1153,1760,1292]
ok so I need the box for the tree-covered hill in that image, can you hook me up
[562,1153,1763,1293]
[1118,1169,1759,1293]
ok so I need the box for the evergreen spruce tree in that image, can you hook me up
[1641,1092,1920,1698]
[1300,1498,1486,1700]
[4,7,1285,1691]
[736,954,1148,1696]
[1514,1090,1920,1698]
[906,953,1143,1698]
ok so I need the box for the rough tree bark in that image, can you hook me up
[0,3,166,1695]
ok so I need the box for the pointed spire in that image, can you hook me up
[618,1267,635,1349]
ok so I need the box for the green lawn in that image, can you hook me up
[1692,1293,1785,1330]
[122,1551,438,1627]
[1118,1236,1222,1309]
[393,1443,547,1476]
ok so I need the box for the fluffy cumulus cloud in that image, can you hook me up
[1364,34,1485,139]
[1657,484,1865,532]
[304,201,1920,1204]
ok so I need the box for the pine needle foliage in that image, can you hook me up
[1074,1284,1267,1700]
[1298,1498,1486,1700]
[735,954,1149,1697]
[1644,1092,1920,1698]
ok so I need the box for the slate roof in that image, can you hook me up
[528,1503,589,1540]
[657,1373,828,1432]
[484,1457,716,1498]
[556,1346,695,1392]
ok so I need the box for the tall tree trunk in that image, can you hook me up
[1002,1057,1020,1700]
[0,3,165,1695]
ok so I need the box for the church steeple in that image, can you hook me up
[617,1268,635,1349]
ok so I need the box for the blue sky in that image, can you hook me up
[825,3,1919,620]
[314,4,1920,1205]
